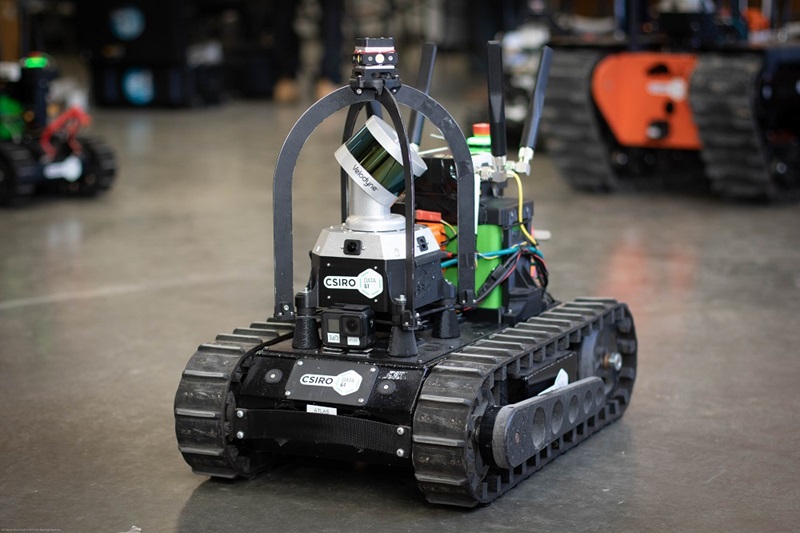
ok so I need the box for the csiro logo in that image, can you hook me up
[300,370,363,396]
[323,268,383,298]
[356,268,382,298]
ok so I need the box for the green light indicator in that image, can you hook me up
[23,56,49,69]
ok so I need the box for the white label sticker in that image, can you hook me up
[356,268,383,298]
[299,370,363,396]
[538,368,570,396]
[323,268,384,298]
[326,332,340,344]
[346,336,361,346]
[43,155,83,182]
[307,404,337,415]
[646,77,687,101]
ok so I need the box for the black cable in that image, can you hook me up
[531,253,549,288]
[475,249,521,303]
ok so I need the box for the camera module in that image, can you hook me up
[321,304,375,349]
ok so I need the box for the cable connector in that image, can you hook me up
[514,146,534,175]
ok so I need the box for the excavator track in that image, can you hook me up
[412,298,636,507]
[689,53,781,200]
[541,50,619,191]
[174,321,293,478]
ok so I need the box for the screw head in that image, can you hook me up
[396,427,405,436]
[396,448,405,457]
[607,352,623,371]
[236,431,245,439]
[236,410,244,418]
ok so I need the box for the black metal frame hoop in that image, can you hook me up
[272,85,476,320]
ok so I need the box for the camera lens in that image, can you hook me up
[344,317,360,335]
[343,239,362,256]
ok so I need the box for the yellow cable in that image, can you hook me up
[441,219,456,234]
[510,172,538,246]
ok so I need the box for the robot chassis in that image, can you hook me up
[174,38,638,507]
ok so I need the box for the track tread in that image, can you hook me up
[174,322,292,478]
[541,50,619,191]
[689,53,796,201]
[411,298,636,507]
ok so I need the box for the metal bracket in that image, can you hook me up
[272,85,476,320]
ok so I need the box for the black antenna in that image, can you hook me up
[486,41,508,174]
[408,42,437,149]
[516,46,552,174]
[628,0,643,52]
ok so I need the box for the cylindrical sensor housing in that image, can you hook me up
[335,115,427,207]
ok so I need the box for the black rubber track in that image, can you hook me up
[689,52,799,201]
[412,298,637,507]
[174,322,294,478]
[540,50,619,191]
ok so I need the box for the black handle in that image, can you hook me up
[366,100,383,119]
[486,41,507,159]
[519,46,553,151]
[408,42,437,147]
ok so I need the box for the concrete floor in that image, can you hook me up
[1,56,799,532]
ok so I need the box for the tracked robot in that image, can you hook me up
[174,38,637,507]
[0,52,116,205]
[541,0,800,200]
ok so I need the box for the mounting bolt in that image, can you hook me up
[606,352,623,371]
[396,448,405,457]
[297,361,304,366]
[356,89,362,95]
[370,367,377,373]
[236,410,244,418]
[396,427,405,436]
[283,304,290,311]
[236,431,245,439]
[285,390,291,396]
[358,398,365,404]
